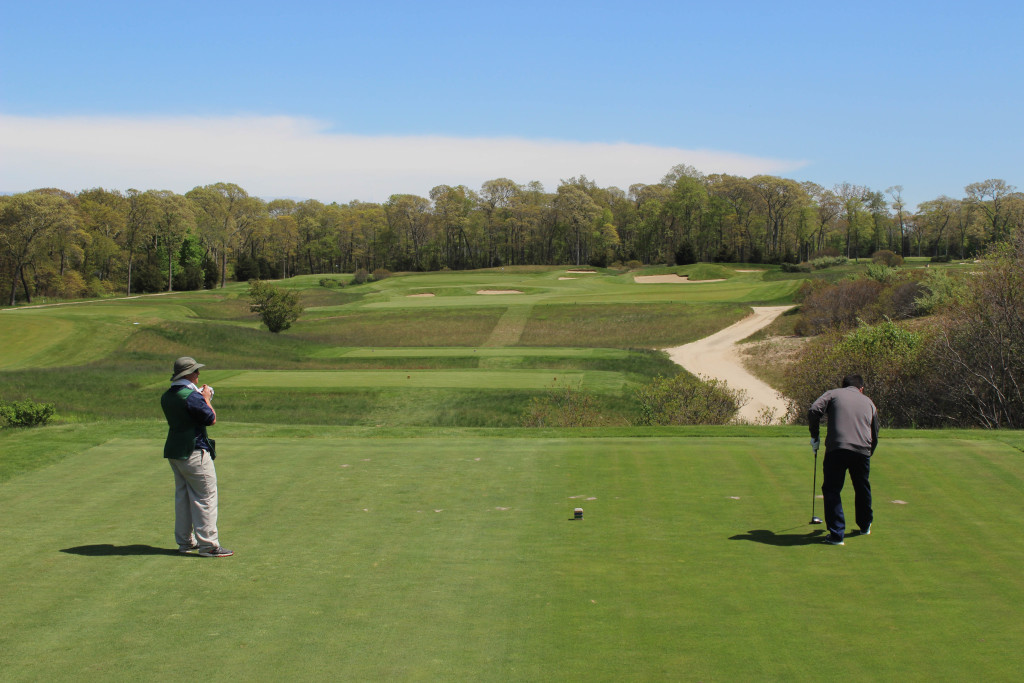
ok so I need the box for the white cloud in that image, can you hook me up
[0,114,808,201]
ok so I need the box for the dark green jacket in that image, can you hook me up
[161,385,216,459]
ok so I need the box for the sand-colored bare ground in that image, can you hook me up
[633,274,726,284]
[665,306,794,424]
[567,269,597,274]
[558,277,577,280]
[477,289,523,295]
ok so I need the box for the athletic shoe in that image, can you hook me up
[823,535,844,546]
[856,525,871,536]
[198,546,234,557]
[178,543,199,554]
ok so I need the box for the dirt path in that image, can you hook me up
[665,306,793,424]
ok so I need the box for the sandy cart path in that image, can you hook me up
[665,306,793,424]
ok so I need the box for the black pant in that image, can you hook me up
[821,449,872,539]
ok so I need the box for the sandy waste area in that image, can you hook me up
[665,306,793,424]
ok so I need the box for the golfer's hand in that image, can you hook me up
[202,385,213,402]
[810,438,820,453]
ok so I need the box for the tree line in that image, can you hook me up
[2,166,1022,305]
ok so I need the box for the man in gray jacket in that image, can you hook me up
[808,374,880,546]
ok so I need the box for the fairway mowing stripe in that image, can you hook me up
[313,347,631,359]
[211,369,594,391]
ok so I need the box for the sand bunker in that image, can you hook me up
[558,277,577,280]
[567,269,597,274]
[633,274,726,284]
[407,293,435,298]
[665,306,794,424]
[477,289,523,295]
[735,269,764,273]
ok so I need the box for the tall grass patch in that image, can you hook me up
[297,308,503,347]
[520,302,750,347]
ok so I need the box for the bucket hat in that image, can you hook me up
[171,356,205,381]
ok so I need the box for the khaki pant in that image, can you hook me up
[169,449,219,551]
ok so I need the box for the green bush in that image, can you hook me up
[634,374,745,425]
[248,279,304,333]
[371,268,392,281]
[809,255,848,270]
[871,250,904,267]
[866,263,898,283]
[351,268,369,285]
[781,262,811,273]
[0,400,56,427]
[914,269,963,314]
[784,320,932,427]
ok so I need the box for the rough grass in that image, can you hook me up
[519,302,750,347]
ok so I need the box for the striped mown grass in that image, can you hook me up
[1,424,1022,680]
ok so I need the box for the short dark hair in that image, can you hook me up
[842,374,864,389]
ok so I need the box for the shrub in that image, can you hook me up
[634,374,746,425]
[871,250,904,267]
[625,260,643,270]
[781,262,811,273]
[784,320,932,427]
[881,279,925,319]
[319,278,345,288]
[0,400,56,427]
[248,279,304,333]
[930,254,952,263]
[930,234,1024,427]
[794,277,883,335]
[521,387,609,427]
[914,269,962,314]
[809,255,848,270]
[866,263,898,284]
[351,268,369,285]
[371,268,392,281]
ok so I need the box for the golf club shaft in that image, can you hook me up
[811,449,818,519]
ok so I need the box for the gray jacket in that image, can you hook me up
[808,386,879,456]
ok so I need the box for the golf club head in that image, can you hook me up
[810,516,823,525]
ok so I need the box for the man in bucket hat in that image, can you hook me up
[161,356,232,557]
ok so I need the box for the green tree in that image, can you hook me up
[553,184,601,266]
[965,179,1017,243]
[148,190,195,291]
[0,192,79,305]
[187,183,263,287]
[248,280,303,333]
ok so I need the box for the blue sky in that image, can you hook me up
[1,1,1020,208]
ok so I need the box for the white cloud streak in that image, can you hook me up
[0,114,808,200]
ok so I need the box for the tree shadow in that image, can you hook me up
[729,529,827,547]
[60,544,185,557]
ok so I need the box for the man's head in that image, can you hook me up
[842,374,865,391]
[171,356,205,382]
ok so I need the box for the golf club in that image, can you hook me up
[810,447,823,524]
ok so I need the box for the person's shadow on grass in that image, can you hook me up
[60,544,186,557]
[729,529,826,546]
